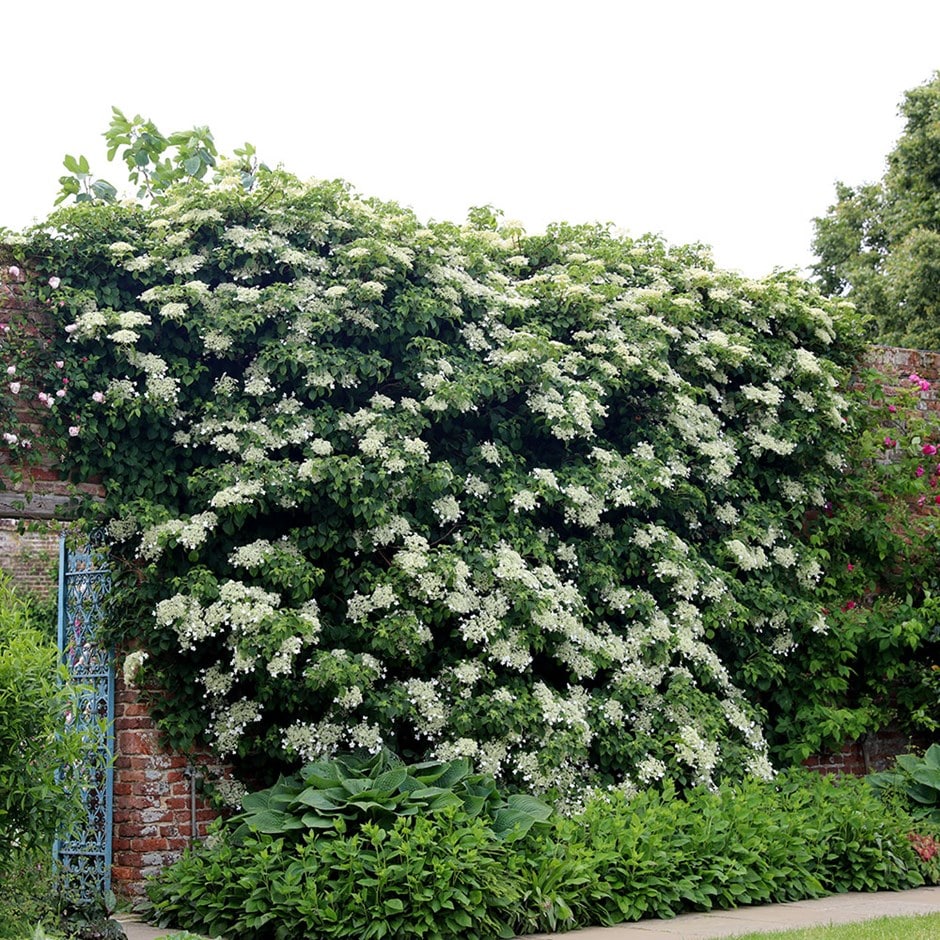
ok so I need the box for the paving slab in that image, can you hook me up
[116,917,177,940]
[117,886,940,940]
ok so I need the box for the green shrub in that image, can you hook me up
[0,857,59,940]
[146,766,926,938]
[0,576,84,938]
[869,745,940,825]
[148,812,519,940]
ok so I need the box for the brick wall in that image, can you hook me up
[802,726,931,777]
[112,671,228,897]
[0,517,59,598]
[864,344,940,411]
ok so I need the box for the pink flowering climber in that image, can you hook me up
[923,444,937,456]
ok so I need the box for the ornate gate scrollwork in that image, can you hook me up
[54,529,114,901]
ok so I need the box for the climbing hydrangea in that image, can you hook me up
[0,170,867,795]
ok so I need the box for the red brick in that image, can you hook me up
[134,838,171,853]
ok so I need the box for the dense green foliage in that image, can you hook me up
[813,71,940,347]
[773,367,940,761]
[0,576,85,939]
[1,160,875,794]
[145,767,932,939]
[228,748,551,844]
[870,744,940,826]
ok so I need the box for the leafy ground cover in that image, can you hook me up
[144,763,936,939]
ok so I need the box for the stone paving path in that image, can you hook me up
[117,885,940,940]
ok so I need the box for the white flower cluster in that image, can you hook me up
[69,174,860,796]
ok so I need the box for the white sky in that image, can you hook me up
[3,1,940,278]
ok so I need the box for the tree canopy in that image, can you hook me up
[813,71,940,348]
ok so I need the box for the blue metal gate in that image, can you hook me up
[54,530,114,900]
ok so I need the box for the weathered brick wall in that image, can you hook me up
[0,517,59,597]
[803,726,931,777]
[112,671,228,897]
[865,344,940,411]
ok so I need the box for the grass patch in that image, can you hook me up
[732,911,940,940]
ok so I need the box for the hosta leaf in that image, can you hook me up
[373,767,408,792]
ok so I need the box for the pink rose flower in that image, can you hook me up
[92,391,105,403]
[48,276,61,289]
[9,382,20,394]
[7,266,19,279]
[923,444,937,456]
[55,360,64,369]
[56,389,66,398]
[68,426,80,437]
[5,366,14,377]
[64,324,78,334]
[888,404,897,413]
[884,436,896,448]
[916,466,925,478]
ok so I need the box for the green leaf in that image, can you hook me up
[373,767,408,792]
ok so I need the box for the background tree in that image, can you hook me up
[813,70,940,348]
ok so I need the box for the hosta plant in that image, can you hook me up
[229,748,552,842]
